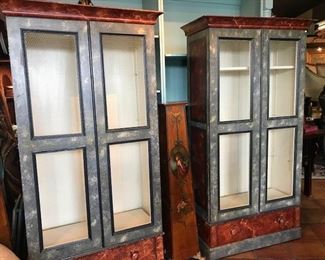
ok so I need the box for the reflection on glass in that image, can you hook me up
[25,32,82,136]
[36,150,88,248]
[267,128,295,201]
[102,35,147,129]
[269,40,297,117]
[219,132,250,210]
[219,39,251,121]
[109,141,151,231]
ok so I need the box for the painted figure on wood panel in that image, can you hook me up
[169,112,193,220]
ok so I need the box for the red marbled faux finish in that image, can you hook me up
[75,236,164,260]
[182,16,313,36]
[0,0,161,25]
[198,207,300,248]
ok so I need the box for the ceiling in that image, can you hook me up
[273,0,325,18]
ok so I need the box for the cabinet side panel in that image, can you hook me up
[189,37,207,123]
[190,126,208,211]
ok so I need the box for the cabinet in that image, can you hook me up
[0,1,162,259]
[182,16,312,259]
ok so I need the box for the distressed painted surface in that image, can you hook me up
[0,0,161,25]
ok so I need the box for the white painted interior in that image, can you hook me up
[102,35,147,129]
[109,141,151,231]
[219,133,250,210]
[36,150,88,248]
[267,127,295,201]
[269,40,297,117]
[219,40,251,121]
[42,222,88,248]
[25,32,81,136]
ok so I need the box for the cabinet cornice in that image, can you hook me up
[182,16,313,36]
[0,0,162,25]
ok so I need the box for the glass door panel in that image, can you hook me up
[219,40,251,121]
[219,132,250,210]
[35,149,88,248]
[102,35,147,130]
[109,141,151,232]
[267,127,295,201]
[269,40,297,117]
[24,32,82,137]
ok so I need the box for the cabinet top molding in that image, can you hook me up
[181,16,313,36]
[0,0,162,25]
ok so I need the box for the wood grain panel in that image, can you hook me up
[189,38,207,124]
[159,103,199,260]
[190,126,208,210]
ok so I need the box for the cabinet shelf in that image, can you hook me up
[114,208,151,232]
[220,66,249,72]
[270,66,295,70]
[267,187,291,201]
[220,192,249,210]
[43,221,88,249]
[165,53,187,58]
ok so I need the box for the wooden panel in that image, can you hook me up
[0,0,161,25]
[190,126,208,210]
[182,16,313,36]
[75,236,163,260]
[189,38,207,123]
[159,103,199,260]
[198,207,300,248]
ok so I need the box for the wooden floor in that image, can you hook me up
[221,179,325,260]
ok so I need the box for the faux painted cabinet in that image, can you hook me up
[182,16,312,259]
[0,1,162,259]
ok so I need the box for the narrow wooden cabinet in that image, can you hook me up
[182,16,312,259]
[158,103,199,260]
[0,1,163,259]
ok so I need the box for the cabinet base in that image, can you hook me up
[197,207,301,259]
[200,227,301,259]
[75,235,164,260]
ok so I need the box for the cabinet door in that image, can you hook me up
[260,30,305,212]
[90,22,162,246]
[7,17,101,259]
[209,29,261,222]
